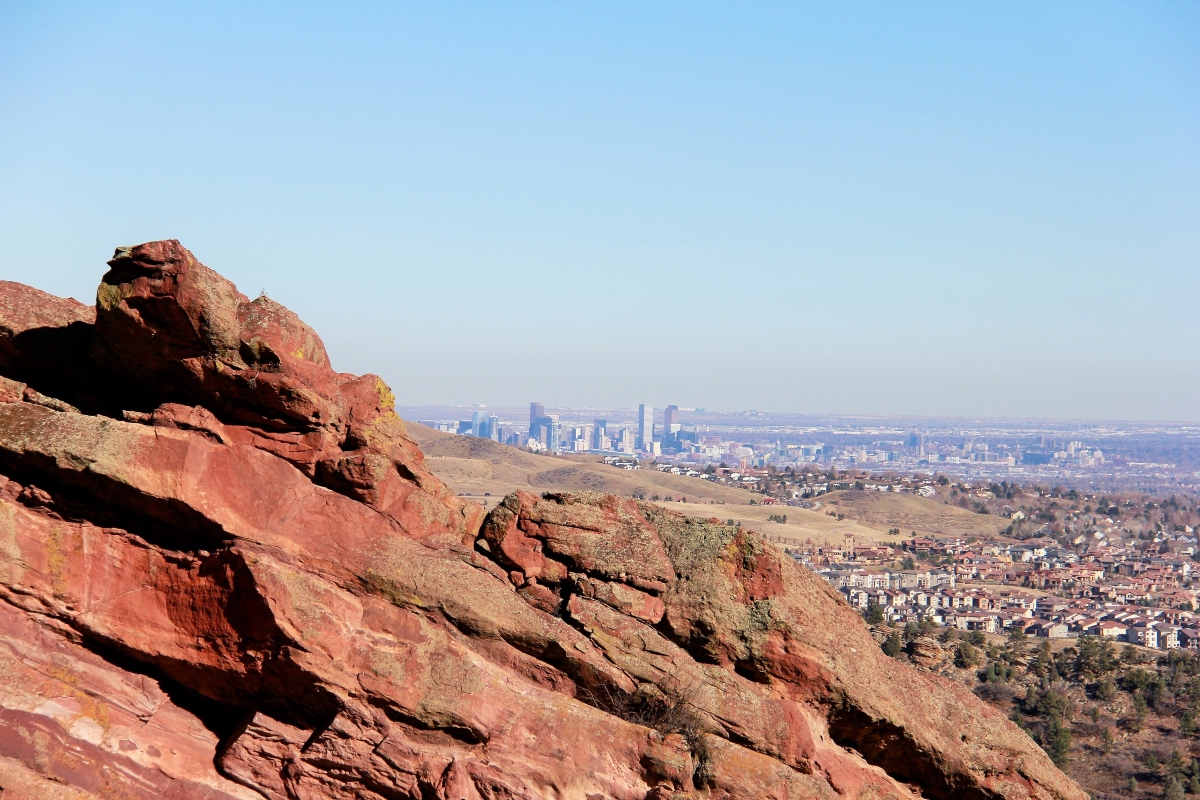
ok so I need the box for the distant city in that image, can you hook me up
[403,404,1200,493]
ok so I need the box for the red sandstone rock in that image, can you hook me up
[0,242,1086,800]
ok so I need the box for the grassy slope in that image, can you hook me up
[666,499,901,546]
[404,422,755,512]
[404,425,980,548]
[820,490,1012,539]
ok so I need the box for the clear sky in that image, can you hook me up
[1,3,1197,420]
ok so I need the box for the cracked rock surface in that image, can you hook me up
[0,241,1084,799]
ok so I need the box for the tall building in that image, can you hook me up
[593,419,607,450]
[662,404,680,449]
[529,402,545,437]
[637,404,653,450]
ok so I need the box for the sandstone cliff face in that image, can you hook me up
[0,242,1083,800]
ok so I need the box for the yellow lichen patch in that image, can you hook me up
[97,767,136,800]
[46,664,81,691]
[427,650,482,696]
[78,696,112,735]
[374,377,395,413]
[44,525,67,600]
[405,491,451,532]
[275,568,330,643]
[368,648,407,683]
[359,568,430,611]
[0,502,26,583]
[94,282,128,312]
[46,662,112,735]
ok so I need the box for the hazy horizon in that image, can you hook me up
[396,404,1200,427]
[2,3,1197,420]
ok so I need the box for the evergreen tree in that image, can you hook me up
[882,632,903,658]
[1023,686,1039,714]
[1169,750,1187,781]
[1131,693,1149,732]
[955,642,980,669]
[1043,717,1071,766]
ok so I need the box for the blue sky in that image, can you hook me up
[1,2,1197,419]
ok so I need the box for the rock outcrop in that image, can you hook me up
[0,241,1084,799]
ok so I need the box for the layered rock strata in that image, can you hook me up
[0,242,1084,800]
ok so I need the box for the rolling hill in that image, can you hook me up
[819,489,1013,539]
[403,422,754,510]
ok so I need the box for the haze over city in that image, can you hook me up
[2,3,1198,420]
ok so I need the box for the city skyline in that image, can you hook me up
[409,401,1200,493]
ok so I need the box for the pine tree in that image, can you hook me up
[1043,717,1071,766]
[882,632,903,658]
[1169,750,1187,781]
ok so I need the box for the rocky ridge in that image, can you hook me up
[0,241,1085,799]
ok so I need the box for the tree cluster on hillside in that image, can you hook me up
[870,621,1200,795]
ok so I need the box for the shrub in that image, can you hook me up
[984,661,1011,683]
[974,682,1014,704]
[955,642,981,669]
[1123,668,1157,693]
[882,633,903,658]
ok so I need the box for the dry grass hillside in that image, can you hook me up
[406,425,943,550]
[820,489,1012,539]
[404,422,755,511]
[665,499,902,547]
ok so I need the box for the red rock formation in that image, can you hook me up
[0,242,1085,800]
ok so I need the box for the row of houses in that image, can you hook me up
[821,567,957,591]
[842,582,1200,651]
